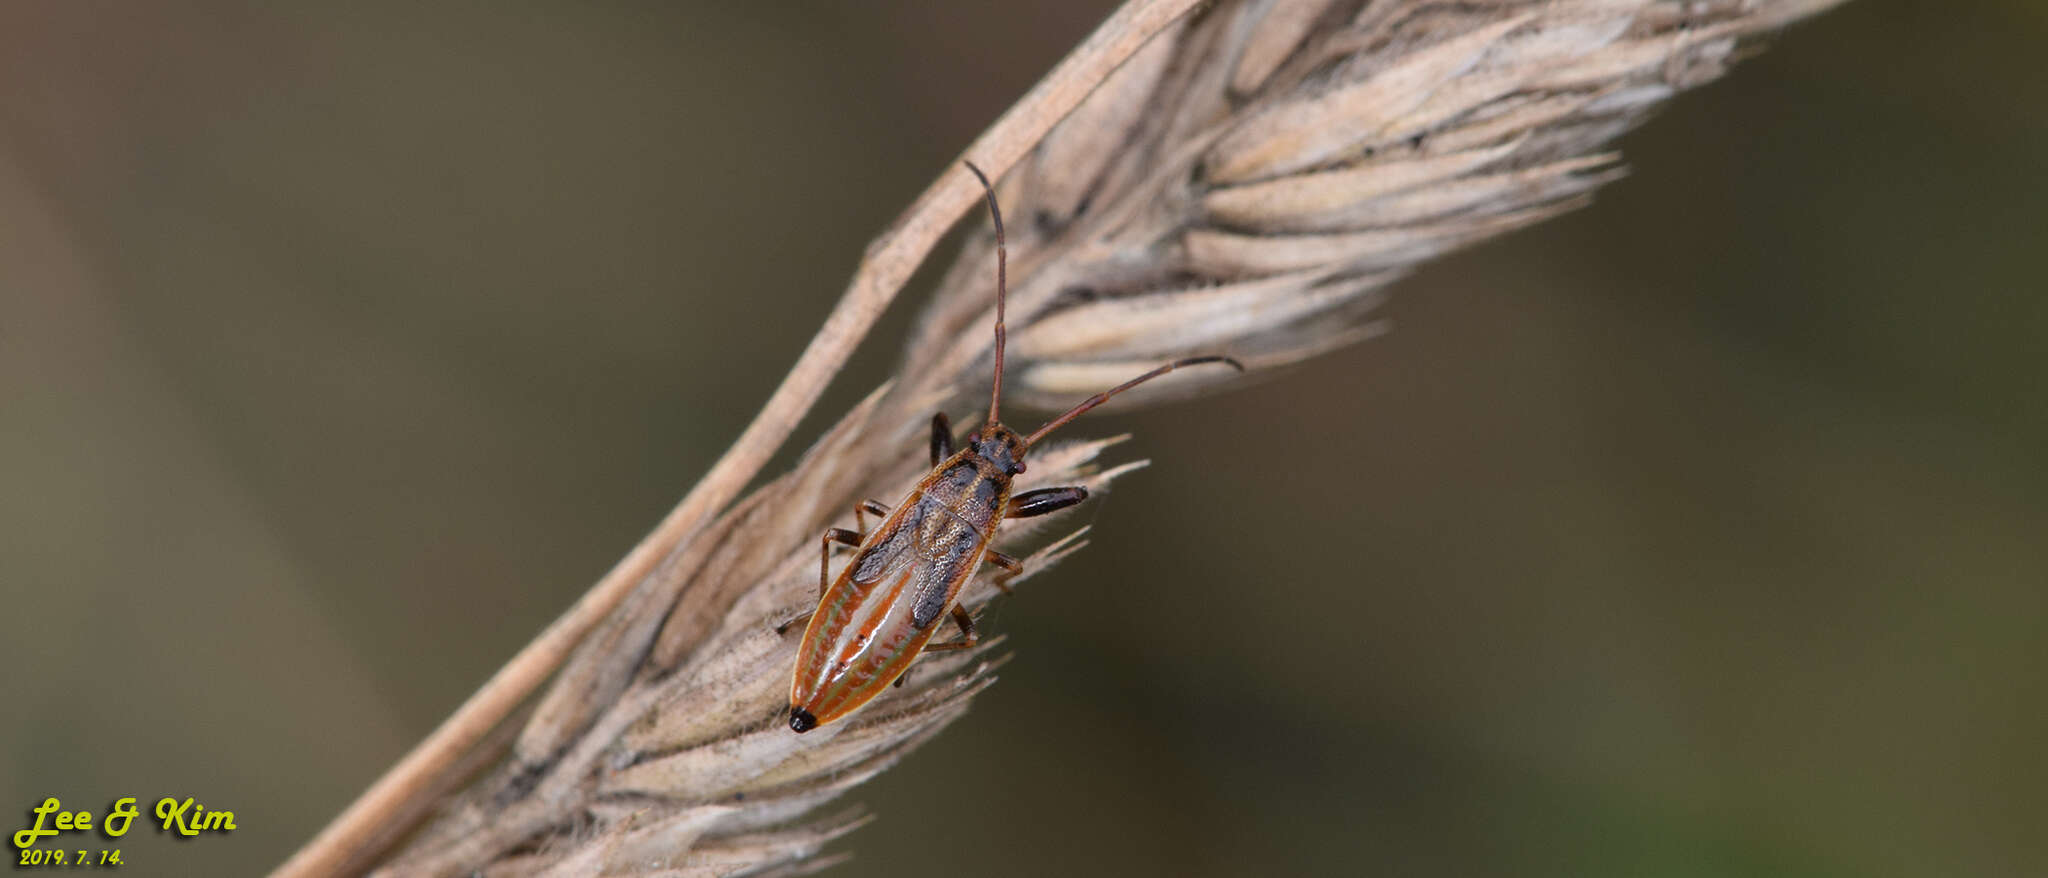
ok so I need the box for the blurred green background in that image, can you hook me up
[3,2,2043,876]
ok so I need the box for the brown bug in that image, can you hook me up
[786,162,1240,733]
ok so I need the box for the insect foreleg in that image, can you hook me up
[1008,486,1087,518]
[929,412,954,465]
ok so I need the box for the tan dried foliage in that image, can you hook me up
[345,0,1842,874]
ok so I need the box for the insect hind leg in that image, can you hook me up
[921,605,980,653]
[897,606,980,688]
[784,501,887,635]
[817,528,862,598]
[778,527,862,635]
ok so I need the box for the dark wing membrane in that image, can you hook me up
[908,504,985,628]
[850,502,922,586]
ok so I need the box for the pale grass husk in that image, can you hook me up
[365,1,1844,874]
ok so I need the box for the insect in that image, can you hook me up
[787,161,1241,734]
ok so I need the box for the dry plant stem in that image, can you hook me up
[322,1,1848,875]
[272,2,1203,876]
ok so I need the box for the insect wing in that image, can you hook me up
[908,502,986,628]
[792,498,960,725]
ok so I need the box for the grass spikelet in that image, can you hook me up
[284,2,1848,874]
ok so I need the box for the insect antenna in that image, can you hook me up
[1019,355,1245,450]
[962,161,1008,428]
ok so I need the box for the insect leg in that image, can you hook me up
[898,607,981,687]
[1008,486,1088,519]
[778,527,862,635]
[930,412,954,465]
[853,499,890,534]
[817,528,862,598]
[920,606,980,653]
[983,549,1022,595]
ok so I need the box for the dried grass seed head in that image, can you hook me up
[377,2,1847,875]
